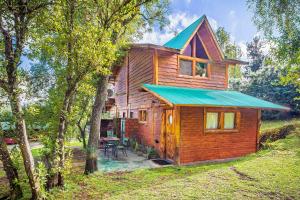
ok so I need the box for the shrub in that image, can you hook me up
[259,124,296,149]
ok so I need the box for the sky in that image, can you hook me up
[138,0,259,59]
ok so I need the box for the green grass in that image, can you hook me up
[260,118,300,132]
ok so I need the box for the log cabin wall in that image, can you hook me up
[115,47,160,146]
[157,50,227,90]
[179,107,258,164]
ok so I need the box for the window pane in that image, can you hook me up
[179,60,192,76]
[195,62,208,77]
[206,112,219,129]
[143,111,147,121]
[224,112,235,129]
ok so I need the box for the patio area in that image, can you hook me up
[97,149,159,172]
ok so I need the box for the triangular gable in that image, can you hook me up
[163,15,224,60]
[182,33,209,59]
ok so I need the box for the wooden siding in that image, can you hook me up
[157,50,227,89]
[179,107,258,164]
[198,22,222,61]
[114,48,159,146]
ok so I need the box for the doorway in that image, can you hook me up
[164,109,176,161]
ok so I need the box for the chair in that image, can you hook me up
[107,130,114,137]
[115,139,129,158]
[104,141,117,157]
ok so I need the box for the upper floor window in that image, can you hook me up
[179,56,210,77]
[179,59,192,76]
[179,34,210,77]
[195,62,208,77]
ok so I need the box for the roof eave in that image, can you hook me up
[213,59,249,65]
[130,43,180,53]
[173,104,290,111]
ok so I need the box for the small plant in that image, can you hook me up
[36,162,48,199]
[146,147,159,159]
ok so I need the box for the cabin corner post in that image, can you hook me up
[174,106,181,165]
[256,109,262,151]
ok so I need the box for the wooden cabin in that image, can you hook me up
[109,15,288,164]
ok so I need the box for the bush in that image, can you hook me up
[259,124,296,149]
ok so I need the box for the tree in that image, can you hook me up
[72,79,95,149]
[248,0,300,94]
[232,66,300,119]
[31,0,138,185]
[246,36,265,72]
[84,0,169,174]
[0,1,52,198]
[215,27,242,79]
[0,131,22,199]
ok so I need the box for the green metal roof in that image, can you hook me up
[163,15,205,50]
[142,84,289,110]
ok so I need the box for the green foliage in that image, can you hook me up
[36,162,48,199]
[215,27,242,59]
[261,118,300,131]
[231,66,300,119]
[215,27,242,79]
[259,124,296,149]
[245,36,265,73]
[248,0,300,95]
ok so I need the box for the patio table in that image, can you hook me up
[101,137,120,158]
[102,137,120,142]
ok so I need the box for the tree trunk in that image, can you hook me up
[0,134,23,199]
[76,118,87,149]
[84,75,109,174]
[56,88,73,187]
[8,91,41,200]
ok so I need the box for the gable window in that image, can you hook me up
[178,32,211,78]
[204,109,240,133]
[138,110,147,123]
[179,59,193,76]
[195,62,208,77]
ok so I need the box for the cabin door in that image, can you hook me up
[165,109,176,161]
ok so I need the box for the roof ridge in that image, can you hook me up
[163,15,205,50]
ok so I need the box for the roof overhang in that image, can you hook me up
[213,59,249,66]
[130,43,180,53]
[141,84,290,111]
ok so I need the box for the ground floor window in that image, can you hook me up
[224,112,235,129]
[206,112,219,129]
[138,110,147,123]
[204,109,240,132]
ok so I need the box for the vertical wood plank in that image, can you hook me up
[153,49,159,84]
[225,64,229,88]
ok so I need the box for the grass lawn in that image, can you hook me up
[260,118,300,132]
[1,120,300,199]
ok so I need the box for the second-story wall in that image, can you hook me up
[157,50,227,90]
[115,47,157,118]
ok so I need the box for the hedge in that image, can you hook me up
[258,124,296,149]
